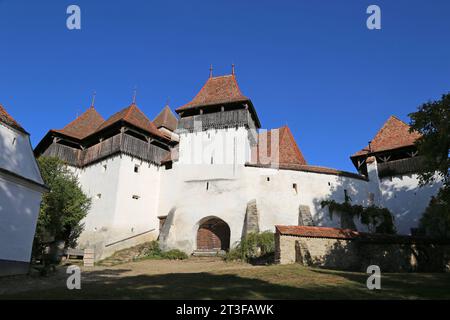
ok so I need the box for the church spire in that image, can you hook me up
[132,86,137,105]
[90,91,96,108]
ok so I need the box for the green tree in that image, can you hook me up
[408,93,449,186]
[33,157,91,259]
[409,93,450,237]
[419,187,450,238]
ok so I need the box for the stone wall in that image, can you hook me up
[358,241,450,272]
[275,231,450,272]
[276,234,359,270]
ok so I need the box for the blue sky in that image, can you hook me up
[0,0,449,172]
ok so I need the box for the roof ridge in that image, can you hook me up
[124,103,137,122]
[230,73,246,98]
[351,114,420,159]
[176,73,250,112]
[62,106,103,129]
[373,115,409,141]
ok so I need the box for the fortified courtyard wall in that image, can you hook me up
[34,72,442,260]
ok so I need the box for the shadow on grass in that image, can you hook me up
[308,268,450,299]
[2,265,450,300]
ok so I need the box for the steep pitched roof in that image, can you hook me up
[176,74,250,112]
[53,106,105,140]
[0,104,27,133]
[352,116,421,157]
[96,103,165,139]
[153,105,178,131]
[253,126,307,166]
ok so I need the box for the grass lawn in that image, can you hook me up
[1,258,449,299]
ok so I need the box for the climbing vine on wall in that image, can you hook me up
[321,197,396,234]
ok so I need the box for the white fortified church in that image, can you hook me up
[35,71,442,260]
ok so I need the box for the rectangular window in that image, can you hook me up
[96,193,102,199]
[102,164,107,172]
[134,164,140,173]
[293,183,298,194]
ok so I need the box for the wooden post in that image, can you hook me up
[83,248,95,267]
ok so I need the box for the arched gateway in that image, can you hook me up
[196,217,230,251]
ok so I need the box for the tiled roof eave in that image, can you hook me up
[281,234,358,240]
[351,143,418,159]
[0,120,29,135]
[245,163,368,181]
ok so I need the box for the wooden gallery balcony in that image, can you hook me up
[42,133,169,167]
[377,156,425,178]
[177,109,257,132]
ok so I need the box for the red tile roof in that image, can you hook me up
[246,162,366,180]
[252,126,307,166]
[275,225,449,244]
[0,104,27,133]
[53,106,104,140]
[275,225,360,240]
[96,103,165,139]
[352,116,421,157]
[249,126,366,179]
[153,105,178,131]
[176,74,250,112]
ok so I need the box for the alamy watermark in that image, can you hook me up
[66,265,81,290]
[174,120,280,168]
[66,5,81,30]
[366,265,381,290]
[367,5,381,30]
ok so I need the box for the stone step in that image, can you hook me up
[192,250,226,257]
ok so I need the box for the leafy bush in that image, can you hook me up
[138,241,188,260]
[225,231,275,263]
[137,241,162,259]
[161,249,189,260]
[321,199,396,234]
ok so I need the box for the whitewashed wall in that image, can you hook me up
[0,123,45,274]
[75,154,160,259]
[0,177,43,263]
[178,127,252,167]
[69,127,443,259]
[366,159,442,235]
[158,139,371,254]
[243,167,371,232]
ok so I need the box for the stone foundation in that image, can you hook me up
[275,225,450,272]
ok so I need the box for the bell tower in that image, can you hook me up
[175,68,260,168]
